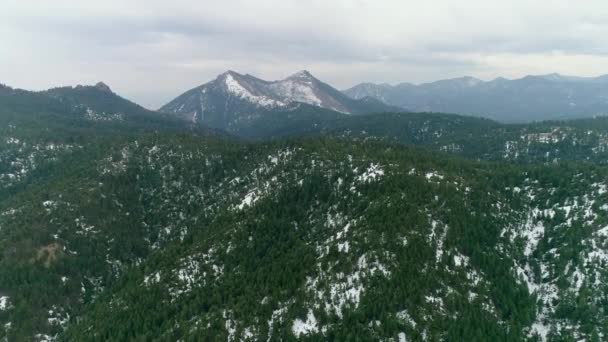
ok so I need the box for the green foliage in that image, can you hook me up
[1,86,608,341]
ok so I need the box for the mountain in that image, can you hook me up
[40,82,205,131]
[0,82,223,199]
[4,81,608,341]
[0,82,222,139]
[344,74,608,122]
[159,70,401,132]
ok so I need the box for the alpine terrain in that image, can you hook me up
[0,78,607,342]
[159,70,400,133]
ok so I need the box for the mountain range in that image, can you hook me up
[344,73,608,122]
[3,72,608,341]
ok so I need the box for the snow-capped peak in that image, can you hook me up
[224,73,248,96]
[287,70,315,80]
[223,72,283,107]
[160,69,397,130]
[214,70,325,108]
[217,70,241,79]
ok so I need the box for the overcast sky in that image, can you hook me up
[2,0,608,108]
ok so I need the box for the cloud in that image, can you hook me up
[1,0,608,108]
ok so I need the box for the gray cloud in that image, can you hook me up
[2,0,608,108]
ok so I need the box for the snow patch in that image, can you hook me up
[356,163,385,183]
[238,190,260,210]
[225,74,283,107]
[143,271,161,286]
[396,310,416,327]
[292,309,319,337]
[0,296,10,310]
[425,171,444,181]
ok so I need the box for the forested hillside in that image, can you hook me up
[1,84,608,341]
[2,128,608,340]
[243,112,608,165]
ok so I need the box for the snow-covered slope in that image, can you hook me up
[159,70,400,131]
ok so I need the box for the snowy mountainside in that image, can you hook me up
[159,70,400,132]
[1,130,608,341]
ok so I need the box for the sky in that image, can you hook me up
[2,0,608,109]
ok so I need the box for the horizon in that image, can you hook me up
[5,69,608,111]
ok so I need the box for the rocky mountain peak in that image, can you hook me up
[287,70,315,81]
[159,70,400,131]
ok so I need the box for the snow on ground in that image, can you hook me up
[99,145,130,175]
[43,200,58,213]
[307,209,392,322]
[510,179,608,340]
[223,310,237,342]
[425,295,445,311]
[4,137,20,144]
[356,163,384,183]
[75,216,97,235]
[267,305,289,342]
[242,326,254,340]
[237,190,260,210]
[233,149,297,211]
[270,79,322,107]
[425,171,444,181]
[168,248,224,300]
[1,141,79,188]
[453,253,469,267]
[143,271,161,286]
[528,319,551,342]
[85,108,124,122]
[292,309,319,337]
[357,254,391,277]
[396,310,416,328]
[326,272,364,318]
[0,296,10,310]
[305,251,391,319]
[224,74,283,107]
[520,209,546,257]
[217,70,352,112]
[427,216,448,263]
[34,334,56,342]
[47,305,70,328]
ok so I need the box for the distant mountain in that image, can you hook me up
[344,74,608,122]
[42,82,185,127]
[160,70,401,131]
[0,82,219,138]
